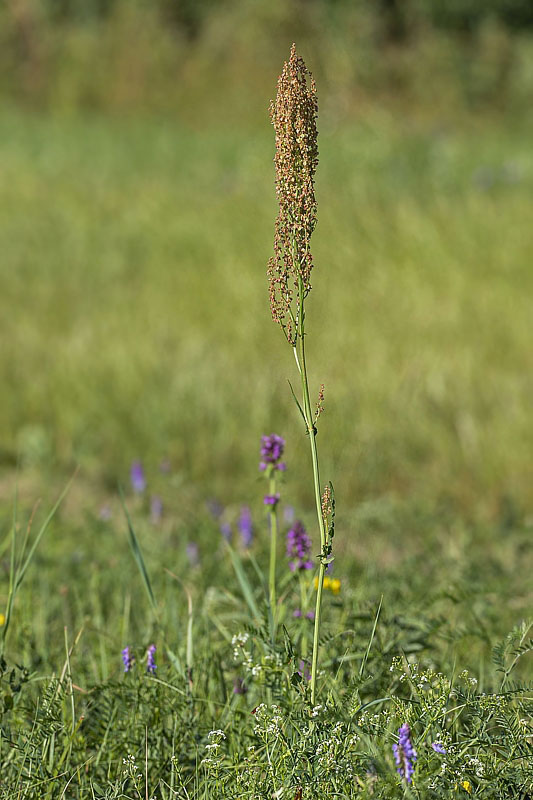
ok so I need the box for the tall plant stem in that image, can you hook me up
[295,283,327,706]
[268,473,278,616]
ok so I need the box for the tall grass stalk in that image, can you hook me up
[267,45,332,704]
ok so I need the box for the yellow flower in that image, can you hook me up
[323,576,331,590]
[313,576,319,590]
[0,613,5,626]
[330,578,341,595]
[455,781,472,794]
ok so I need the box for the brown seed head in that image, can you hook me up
[268,44,318,344]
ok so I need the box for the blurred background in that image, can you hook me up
[1,0,532,530]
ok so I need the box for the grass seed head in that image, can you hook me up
[268,43,318,344]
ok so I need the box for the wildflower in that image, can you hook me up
[0,613,5,626]
[233,677,247,695]
[206,498,223,519]
[146,644,157,673]
[286,520,313,571]
[121,646,134,672]
[263,494,280,507]
[330,578,341,595]
[186,541,199,567]
[298,660,311,681]
[432,742,447,754]
[130,461,146,493]
[220,522,232,541]
[238,505,253,547]
[267,44,319,345]
[293,609,303,618]
[306,610,315,620]
[461,781,472,794]
[259,434,285,471]
[393,723,417,785]
[150,495,163,524]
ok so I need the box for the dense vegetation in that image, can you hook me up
[0,11,532,799]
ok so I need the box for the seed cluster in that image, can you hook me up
[268,43,319,344]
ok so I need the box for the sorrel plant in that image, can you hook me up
[268,44,334,704]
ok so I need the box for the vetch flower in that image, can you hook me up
[238,506,253,547]
[233,677,247,695]
[150,495,163,524]
[220,522,232,541]
[146,644,157,673]
[121,646,134,672]
[263,494,280,507]
[286,520,313,571]
[393,723,417,785]
[186,541,199,567]
[206,498,223,519]
[297,660,311,681]
[130,461,146,494]
[259,434,285,471]
[432,742,447,754]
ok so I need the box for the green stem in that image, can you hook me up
[268,472,278,617]
[295,279,327,706]
[299,573,308,659]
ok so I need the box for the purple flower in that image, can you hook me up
[130,461,146,494]
[186,541,199,567]
[121,646,134,672]
[220,522,232,541]
[259,434,285,471]
[393,723,417,785]
[146,644,157,673]
[297,660,311,681]
[206,498,223,519]
[238,505,253,548]
[286,520,313,571]
[306,610,315,620]
[263,494,280,507]
[150,495,163,524]
[233,677,247,695]
[293,609,302,618]
[431,742,446,754]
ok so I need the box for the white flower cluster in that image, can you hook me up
[458,669,478,688]
[253,703,283,737]
[201,729,226,768]
[122,753,142,780]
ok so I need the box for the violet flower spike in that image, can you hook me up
[146,644,157,673]
[263,494,280,507]
[238,505,253,548]
[259,434,285,471]
[121,646,133,673]
[220,522,232,541]
[286,520,314,571]
[130,461,146,493]
[393,723,417,785]
[150,495,163,524]
[186,541,199,567]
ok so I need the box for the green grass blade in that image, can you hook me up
[119,488,158,615]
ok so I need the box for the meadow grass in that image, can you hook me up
[0,107,531,516]
[0,99,532,797]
